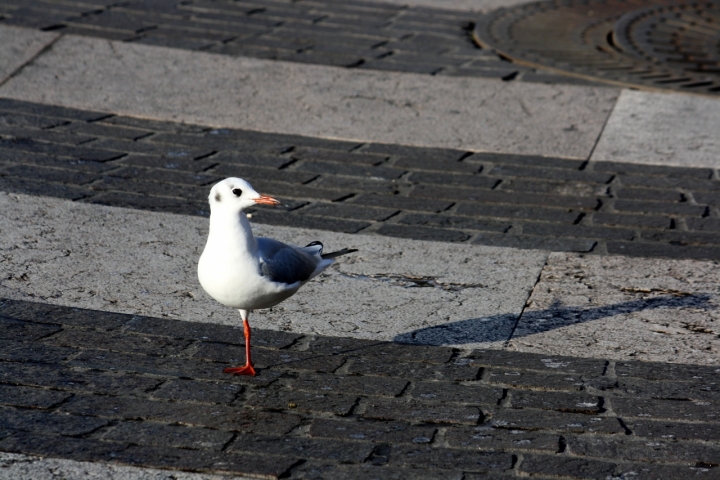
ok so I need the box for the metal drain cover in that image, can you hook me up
[474,0,720,95]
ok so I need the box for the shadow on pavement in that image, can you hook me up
[394,294,714,346]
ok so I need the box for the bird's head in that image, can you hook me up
[208,177,280,212]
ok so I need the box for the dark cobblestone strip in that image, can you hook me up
[2,98,720,260]
[0,298,719,478]
[0,0,605,86]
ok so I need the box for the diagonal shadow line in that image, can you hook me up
[393,294,714,346]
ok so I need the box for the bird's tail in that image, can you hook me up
[321,248,358,259]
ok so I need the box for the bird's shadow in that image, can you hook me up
[393,294,714,346]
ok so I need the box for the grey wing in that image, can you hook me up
[257,237,320,285]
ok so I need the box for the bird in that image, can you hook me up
[198,177,357,376]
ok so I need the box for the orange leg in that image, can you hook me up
[223,318,256,376]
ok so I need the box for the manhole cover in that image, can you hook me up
[474,0,720,95]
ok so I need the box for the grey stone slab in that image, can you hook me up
[0,26,58,86]
[0,452,255,480]
[508,252,720,365]
[592,90,720,168]
[0,192,546,349]
[0,33,618,159]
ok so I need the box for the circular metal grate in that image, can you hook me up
[474,0,720,95]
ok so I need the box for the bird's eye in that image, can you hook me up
[232,188,242,197]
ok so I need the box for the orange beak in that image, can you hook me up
[253,194,280,206]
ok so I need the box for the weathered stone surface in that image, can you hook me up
[0,35,618,159]
[96,421,234,451]
[0,26,58,85]
[364,399,481,425]
[444,425,560,452]
[308,418,436,444]
[508,252,720,365]
[592,90,720,168]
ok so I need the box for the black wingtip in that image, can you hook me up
[321,248,358,260]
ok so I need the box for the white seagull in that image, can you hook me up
[198,177,357,376]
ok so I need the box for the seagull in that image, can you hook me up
[198,177,357,376]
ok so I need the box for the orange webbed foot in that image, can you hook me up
[223,364,257,376]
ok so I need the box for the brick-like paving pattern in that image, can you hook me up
[1,98,719,260]
[1,298,718,478]
[0,0,601,85]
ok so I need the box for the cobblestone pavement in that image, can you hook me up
[1,0,720,478]
[1,298,719,479]
[1,98,719,260]
[0,0,602,86]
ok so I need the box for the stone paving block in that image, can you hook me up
[508,390,600,414]
[522,223,635,242]
[445,425,560,452]
[615,361,720,382]
[407,172,496,189]
[610,397,720,422]
[0,339,77,364]
[624,420,720,442]
[0,299,131,330]
[296,160,406,180]
[409,381,502,405]
[70,349,281,387]
[565,434,720,466]
[518,454,618,479]
[246,386,357,415]
[124,315,302,349]
[484,369,586,391]
[456,202,582,223]
[0,149,115,174]
[151,379,243,404]
[606,241,720,261]
[91,137,214,159]
[347,356,480,382]
[298,203,399,222]
[411,184,598,210]
[82,191,209,216]
[0,384,71,409]
[487,408,625,434]
[376,224,471,243]
[686,218,720,232]
[0,431,128,463]
[255,209,372,234]
[108,166,220,187]
[0,407,109,436]
[350,193,453,212]
[96,420,234,451]
[59,393,299,433]
[114,444,299,478]
[286,372,408,397]
[0,317,60,341]
[472,232,598,253]
[613,199,707,216]
[466,350,606,377]
[193,342,346,373]
[395,213,510,234]
[117,152,218,173]
[387,445,512,472]
[0,362,162,396]
[364,399,481,425]
[228,434,373,463]
[289,462,464,480]
[291,146,387,165]
[45,329,192,357]
[2,163,99,186]
[592,212,671,229]
[0,173,92,201]
[487,164,612,183]
[308,418,435,444]
[608,377,719,402]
